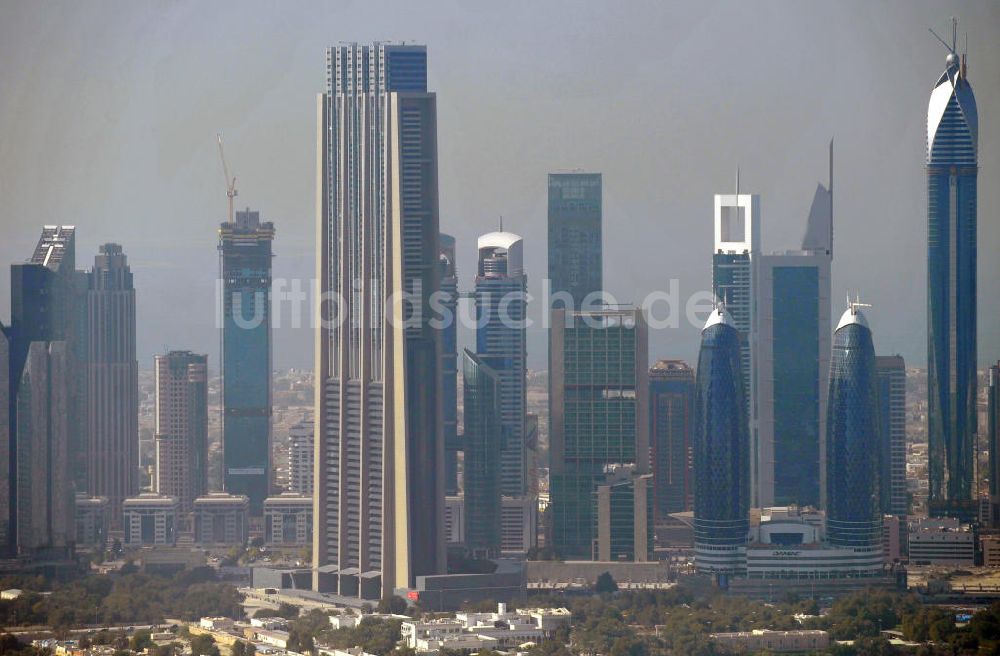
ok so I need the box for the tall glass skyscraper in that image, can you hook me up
[439,234,459,496]
[826,304,881,549]
[988,363,1000,528]
[549,307,649,560]
[462,349,502,558]
[220,209,274,514]
[926,30,978,515]
[648,359,695,517]
[314,43,443,598]
[475,231,534,553]
[754,152,832,509]
[693,307,749,575]
[547,173,602,309]
[712,193,759,505]
[475,231,527,497]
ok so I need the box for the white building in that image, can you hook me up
[501,495,538,555]
[264,493,312,547]
[288,418,314,496]
[908,518,975,565]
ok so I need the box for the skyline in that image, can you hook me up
[1,1,999,372]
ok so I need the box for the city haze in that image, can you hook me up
[0,0,998,370]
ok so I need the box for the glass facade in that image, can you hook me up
[475,235,527,497]
[439,234,459,495]
[649,360,694,516]
[826,311,881,548]
[988,364,1000,528]
[220,209,274,514]
[771,266,820,507]
[712,252,752,410]
[462,350,502,557]
[926,53,978,511]
[547,173,602,309]
[693,315,749,568]
[550,309,645,560]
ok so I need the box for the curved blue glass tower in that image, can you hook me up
[694,307,749,574]
[926,35,978,513]
[826,305,881,548]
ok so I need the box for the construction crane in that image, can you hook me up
[217,133,238,223]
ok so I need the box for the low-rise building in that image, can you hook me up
[193,492,250,547]
[200,617,235,631]
[264,493,312,547]
[908,518,975,566]
[123,493,178,545]
[982,535,1000,567]
[75,494,109,548]
[710,629,830,653]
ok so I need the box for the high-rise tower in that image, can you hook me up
[547,173,602,310]
[755,149,832,509]
[826,303,881,549]
[220,209,274,514]
[550,306,649,561]
[987,362,1000,528]
[86,243,138,530]
[314,43,443,598]
[926,21,978,516]
[154,351,208,518]
[475,230,534,553]
[439,234,460,496]
[462,349,502,558]
[693,307,749,575]
[712,193,759,505]
[648,359,695,517]
[876,355,907,517]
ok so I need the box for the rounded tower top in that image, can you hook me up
[703,305,736,331]
[836,303,870,332]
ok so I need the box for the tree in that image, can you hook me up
[377,596,408,615]
[232,641,256,656]
[130,630,154,652]
[594,572,618,595]
[190,634,219,656]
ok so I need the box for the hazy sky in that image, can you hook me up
[0,0,998,371]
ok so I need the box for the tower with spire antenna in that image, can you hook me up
[925,17,979,519]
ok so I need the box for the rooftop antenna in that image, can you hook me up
[829,138,834,256]
[928,17,957,55]
[499,215,503,232]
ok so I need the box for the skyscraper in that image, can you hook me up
[475,231,527,497]
[755,156,832,509]
[926,24,978,516]
[547,173,602,309]
[288,417,314,496]
[462,349,502,558]
[5,226,82,557]
[826,303,881,550]
[314,43,444,598]
[154,351,208,518]
[711,193,759,504]
[693,307,749,576]
[876,355,907,517]
[220,209,274,514]
[988,362,1000,528]
[648,359,695,517]
[16,341,75,557]
[475,230,533,553]
[85,243,138,530]
[439,234,460,496]
[0,325,8,551]
[549,306,649,560]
